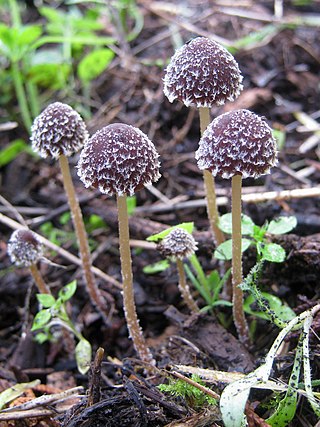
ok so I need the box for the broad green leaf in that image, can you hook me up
[75,339,92,375]
[267,216,297,235]
[218,213,255,235]
[262,243,286,263]
[244,292,295,322]
[78,48,115,83]
[147,223,194,242]
[143,259,170,274]
[31,309,52,331]
[28,63,71,90]
[36,294,56,308]
[0,380,40,410]
[214,238,251,260]
[17,25,42,47]
[58,280,77,302]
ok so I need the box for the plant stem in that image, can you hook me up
[189,254,211,301]
[25,80,40,118]
[176,258,199,313]
[59,155,108,322]
[117,194,155,365]
[231,174,249,346]
[29,264,50,294]
[8,0,21,28]
[11,62,32,130]
[199,107,224,247]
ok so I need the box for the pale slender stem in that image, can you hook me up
[29,264,50,294]
[176,258,199,313]
[117,194,155,365]
[59,155,108,322]
[199,107,224,246]
[231,174,249,346]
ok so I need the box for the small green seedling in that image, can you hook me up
[158,374,216,410]
[214,214,297,263]
[146,222,231,312]
[31,280,92,375]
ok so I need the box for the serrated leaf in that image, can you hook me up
[267,216,297,235]
[143,259,170,274]
[36,294,56,308]
[214,239,251,260]
[0,379,41,410]
[78,48,115,83]
[31,309,52,331]
[262,243,286,263]
[58,280,77,302]
[147,223,194,242]
[75,339,92,375]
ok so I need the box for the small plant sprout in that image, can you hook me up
[163,37,243,245]
[7,228,50,295]
[30,102,108,322]
[77,123,161,365]
[157,228,199,313]
[196,109,278,346]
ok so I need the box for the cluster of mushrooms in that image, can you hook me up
[8,37,277,366]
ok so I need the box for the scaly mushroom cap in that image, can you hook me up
[158,228,198,261]
[163,37,243,108]
[8,229,43,267]
[31,102,88,159]
[195,109,278,179]
[77,123,161,196]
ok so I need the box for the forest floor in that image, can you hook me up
[0,1,320,426]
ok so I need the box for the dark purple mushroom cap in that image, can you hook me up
[31,102,88,159]
[158,228,198,261]
[195,109,278,179]
[77,123,161,197]
[8,229,43,267]
[163,37,243,108]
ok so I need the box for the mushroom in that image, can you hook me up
[195,109,278,345]
[77,123,161,365]
[7,228,50,295]
[158,228,199,313]
[30,102,108,321]
[163,37,243,245]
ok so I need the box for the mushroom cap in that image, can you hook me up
[31,102,89,159]
[158,228,198,261]
[8,229,43,267]
[77,123,161,197]
[163,37,243,108]
[195,109,278,179]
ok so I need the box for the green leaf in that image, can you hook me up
[147,223,194,242]
[31,309,52,331]
[36,294,56,308]
[0,380,41,410]
[28,63,71,90]
[262,243,286,263]
[58,280,77,302]
[126,195,136,215]
[0,140,30,166]
[267,216,297,235]
[244,292,296,322]
[75,339,92,375]
[218,213,255,235]
[143,259,170,274]
[214,239,251,260]
[78,48,115,83]
[17,25,42,47]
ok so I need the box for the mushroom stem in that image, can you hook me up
[199,107,224,246]
[58,154,107,322]
[29,263,50,294]
[231,174,249,346]
[116,194,155,365]
[176,258,199,313]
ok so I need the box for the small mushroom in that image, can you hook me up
[196,109,278,345]
[163,37,243,245]
[158,228,199,313]
[31,102,107,321]
[77,123,161,364]
[7,228,50,294]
